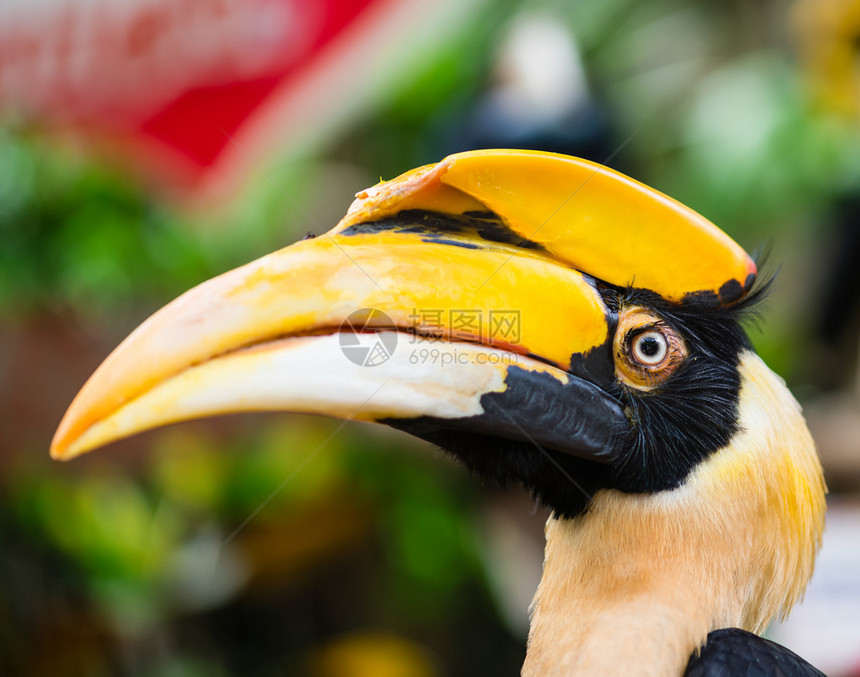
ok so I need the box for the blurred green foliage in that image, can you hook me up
[0,127,330,317]
[2,417,503,674]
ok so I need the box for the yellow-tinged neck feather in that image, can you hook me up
[523,351,826,676]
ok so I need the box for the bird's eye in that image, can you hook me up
[631,330,668,366]
[613,306,686,391]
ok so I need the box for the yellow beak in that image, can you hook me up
[51,150,755,462]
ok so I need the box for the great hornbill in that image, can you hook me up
[52,150,826,676]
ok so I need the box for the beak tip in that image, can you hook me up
[50,415,84,461]
[49,433,70,461]
[50,439,89,462]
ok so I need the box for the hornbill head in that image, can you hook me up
[51,150,826,675]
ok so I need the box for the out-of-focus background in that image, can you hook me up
[2,0,860,675]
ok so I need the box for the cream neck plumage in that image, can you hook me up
[523,351,826,676]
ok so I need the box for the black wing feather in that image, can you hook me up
[685,629,825,677]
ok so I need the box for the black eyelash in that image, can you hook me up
[624,324,655,347]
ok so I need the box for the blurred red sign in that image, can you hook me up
[0,0,391,191]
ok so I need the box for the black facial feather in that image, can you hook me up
[601,286,755,495]
[598,275,772,499]
[401,427,613,518]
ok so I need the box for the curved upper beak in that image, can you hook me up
[51,150,755,463]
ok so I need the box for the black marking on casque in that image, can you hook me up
[676,272,758,309]
[340,217,466,238]
[421,237,480,249]
[679,288,723,307]
[341,209,545,251]
[472,220,544,250]
[718,278,744,304]
[685,628,825,677]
